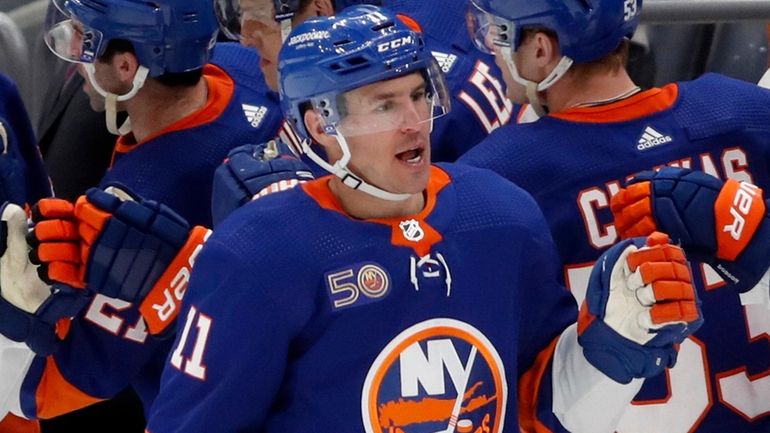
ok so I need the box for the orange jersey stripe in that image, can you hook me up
[518,337,559,433]
[35,357,103,419]
[0,414,40,433]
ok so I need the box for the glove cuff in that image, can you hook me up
[713,205,770,292]
[139,226,211,336]
[0,285,91,356]
[578,318,678,384]
[0,294,59,356]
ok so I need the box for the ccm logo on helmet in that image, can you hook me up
[724,181,761,241]
[377,36,413,52]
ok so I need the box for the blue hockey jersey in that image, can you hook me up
[391,0,516,161]
[461,73,770,432]
[146,164,577,433]
[17,43,283,420]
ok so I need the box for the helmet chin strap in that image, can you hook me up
[301,132,413,202]
[500,46,572,117]
[84,63,150,136]
[279,17,292,42]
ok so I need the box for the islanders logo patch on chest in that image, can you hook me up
[362,319,507,433]
[325,262,391,310]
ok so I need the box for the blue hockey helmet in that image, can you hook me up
[215,0,383,42]
[45,0,219,77]
[467,0,642,64]
[279,5,450,139]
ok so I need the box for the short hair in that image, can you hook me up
[570,39,630,78]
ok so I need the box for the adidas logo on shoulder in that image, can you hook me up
[431,51,458,74]
[637,126,673,150]
[242,104,268,128]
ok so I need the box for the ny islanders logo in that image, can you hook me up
[362,319,506,433]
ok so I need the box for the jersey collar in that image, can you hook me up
[113,64,235,156]
[548,83,679,123]
[302,165,452,256]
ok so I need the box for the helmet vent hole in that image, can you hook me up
[333,39,352,46]
[370,20,394,32]
[182,12,200,22]
[347,56,367,66]
[328,56,368,73]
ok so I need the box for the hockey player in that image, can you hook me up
[209,0,516,224]
[0,0,283,424]
[138,7,701,432]
[459,0,770,431]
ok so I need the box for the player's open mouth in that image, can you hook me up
[396,148,424,164]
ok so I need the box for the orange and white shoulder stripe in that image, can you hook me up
[277,120,306,157]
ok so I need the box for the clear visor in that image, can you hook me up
[316,60,451,138]
[44,0,103,63]
[215,0,284,42]
[465,0,512,55]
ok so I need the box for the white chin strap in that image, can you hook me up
[500,46,573,117]
[84,63,150,136]
[301,133,413,202]
[279,17,292,43]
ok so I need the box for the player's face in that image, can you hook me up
[238,0,282,90]
[77,56,130,112]
[238,0,329,91]
[330,73,433,195]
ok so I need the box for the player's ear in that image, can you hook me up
[297,0,333,18]
[532,31,559,69]
[313,0,334,17]
[112,51,140,85]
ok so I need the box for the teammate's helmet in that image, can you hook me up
[279,5,450,140]
[216,0,383,41]
[45,0,219,77]
[467,0,642,64]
